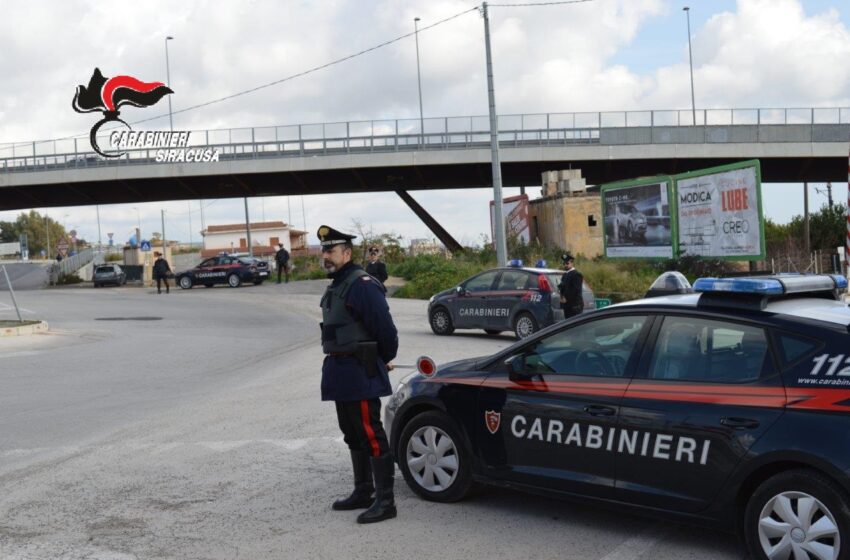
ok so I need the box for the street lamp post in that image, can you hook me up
[165,36,174,131]
[414,17,425,146]
[683,7,696,126]
[132,207,141,246]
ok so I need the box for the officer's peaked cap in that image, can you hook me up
[317,225,356,248]
[561,253,575,263]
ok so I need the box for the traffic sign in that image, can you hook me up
[57,236,69,257]
[594,298,612,309]
[140,240,151,251]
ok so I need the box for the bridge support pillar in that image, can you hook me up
[395,190,463,254]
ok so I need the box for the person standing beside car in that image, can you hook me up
[275,243,290,284]
[558,253,584,319]
[317,225,399,524]
[153,251,171,294]
[365,246,388,286]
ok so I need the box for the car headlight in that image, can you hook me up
[429,295,435,304]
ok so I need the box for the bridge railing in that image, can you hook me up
[1,107,849,173]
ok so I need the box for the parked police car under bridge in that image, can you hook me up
[427,260,595,339]
[388,274,850,560]
[175,254,269,289]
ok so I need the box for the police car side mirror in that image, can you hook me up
[505,354,527,381]
[456,285,466,296]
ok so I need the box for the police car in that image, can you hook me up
[387,274,850,560]
[175,254,269,289]
[428,260,595,339]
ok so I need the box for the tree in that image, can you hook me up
[787,203,847,252]
[0,211,68,256]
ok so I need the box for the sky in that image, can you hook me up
[0,0,848,247]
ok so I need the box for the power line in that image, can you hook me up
[488,0,593,6]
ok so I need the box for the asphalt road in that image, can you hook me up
[0,282,745,560]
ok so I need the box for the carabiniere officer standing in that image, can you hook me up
[318,225,399,524]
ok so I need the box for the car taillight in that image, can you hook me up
[537,275,552,293]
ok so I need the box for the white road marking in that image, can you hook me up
[0,302,37,314]
[599,525,665,560]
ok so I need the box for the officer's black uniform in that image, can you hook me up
[153,253,171,294]
[318,225,399,524]
[275,244,290,284]
[365,255,388,286]
[558,254,584,319]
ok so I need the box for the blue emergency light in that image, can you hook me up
[508,259,523,268]
[694,274,847,296]
[535,259,547,268]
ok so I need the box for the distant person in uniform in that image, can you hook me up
[558,253,584,320]
[153,251,171,294]
[275,243,290,284]
[318,225,399,524]
[55,253,63,262]
[365,246,388,286]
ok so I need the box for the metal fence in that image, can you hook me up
[1,107,849,174]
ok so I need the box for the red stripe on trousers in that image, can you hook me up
[360,400,380,457]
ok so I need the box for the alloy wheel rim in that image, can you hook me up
[433,311,448,331]
[758,490,840,560]
[180,277,190,288]
[517,316,534,338]
[406,425,459,492]
[229,276,239,287]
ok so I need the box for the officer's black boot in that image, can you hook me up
[356,454,397,524]
[332,450,374,510]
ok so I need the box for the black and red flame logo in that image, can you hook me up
[72,68,173,158]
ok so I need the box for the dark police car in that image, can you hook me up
[175,254,269,289]
[387,274,850,560]
[428,261,595,339]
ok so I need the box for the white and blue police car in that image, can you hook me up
[427,260,595,339]
[389,273,850,560]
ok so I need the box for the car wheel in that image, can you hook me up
[227,274,242,288]
[178,276,193,290]
[513,312,538,339]
[744,468,850,560]
[429,307,455,335]
[397,411,473,503]
[484,329,502,335]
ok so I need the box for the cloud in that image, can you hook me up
[0,0,847,244]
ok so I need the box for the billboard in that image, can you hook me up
[601,178,674,259]
[490,194,531,244]
[675,160,764,260]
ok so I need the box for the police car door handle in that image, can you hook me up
[583,405,616,417]
[720,417,760,429]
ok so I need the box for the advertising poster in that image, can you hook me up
[490,194,530,244]
[675,161,764,259]
[601,179,674,258]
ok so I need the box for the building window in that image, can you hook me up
[587,214,597,228]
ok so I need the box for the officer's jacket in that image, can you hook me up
[365,260,388,284]
[559,269,584,308]
[320,262,398,402]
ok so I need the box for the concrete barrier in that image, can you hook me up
[0,320,48,337]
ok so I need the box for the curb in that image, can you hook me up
[0,320,49,337]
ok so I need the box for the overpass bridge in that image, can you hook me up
[1,107,847,250]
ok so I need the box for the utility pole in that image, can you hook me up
[44,213,50,259]
[827,181,834,208]
[244,197,253,257]
[482,2,507,267]
[684,7,697,126]
[161,209,167,260]
[804,182,810,256]
[414,17,425,146]
[96,205,102,251]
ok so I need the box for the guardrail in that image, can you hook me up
[1,107,848,173]
[58,248,97,277]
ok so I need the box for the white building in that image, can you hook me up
[201,221,307,258]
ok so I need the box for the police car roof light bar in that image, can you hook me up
[694,274,847,296]
[508,259,523,268]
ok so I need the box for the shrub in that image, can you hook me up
[104,253,123,262]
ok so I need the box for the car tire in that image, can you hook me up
[178,276,193,290]
[743,468,850,560]
[227,274,242,288]
[484,329,502,335]
[513,312,538,339]
[397,411,473,503]
[429,307,455,336]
